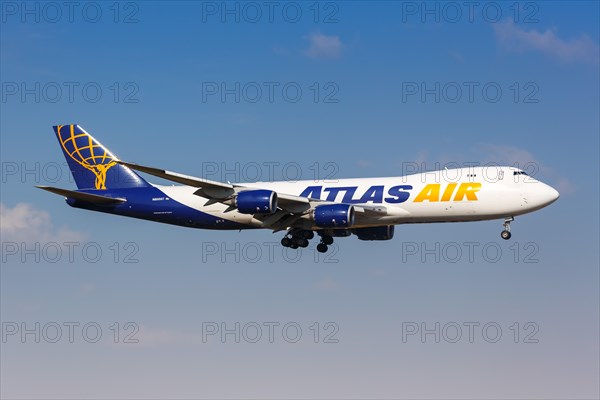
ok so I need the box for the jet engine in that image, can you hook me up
[353,225,395,240]
[235,190,277,214]
[313,204,355,228]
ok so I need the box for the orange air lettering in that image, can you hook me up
[440,183,457,202]
[453,183,482,201]
[414,182,482,202]
[414,184,440,202]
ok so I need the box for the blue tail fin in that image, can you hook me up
[53,124,150,190]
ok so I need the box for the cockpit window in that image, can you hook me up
[513,171,528,176]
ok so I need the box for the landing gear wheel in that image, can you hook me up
[290,243,299,249]
[322,235,334,245]
[501,216,514,240]
[317,243,328,253]
[291,237,308,247]
[301,230,315,240]
[281,237,292,247]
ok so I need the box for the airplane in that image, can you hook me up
[37,125,560,253]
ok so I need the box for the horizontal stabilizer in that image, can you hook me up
[36,186,127,205]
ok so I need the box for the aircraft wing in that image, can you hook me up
[117,161,236,199]
[119,161,317,208]
[118,161,388,228]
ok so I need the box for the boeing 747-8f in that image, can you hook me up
[38,125,560,253]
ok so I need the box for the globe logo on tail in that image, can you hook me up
[56,125,117,190]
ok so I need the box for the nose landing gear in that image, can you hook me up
[501,217,514,240]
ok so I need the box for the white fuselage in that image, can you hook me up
[156,166,560,230]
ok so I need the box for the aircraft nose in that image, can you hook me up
[533,182,559,207]
[546,185,560,203]
[523,181,559,210]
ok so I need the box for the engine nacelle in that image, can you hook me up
[353,225,395,241]
[235,190,277,214]
[313,204,355,228]
[330,229,352,237]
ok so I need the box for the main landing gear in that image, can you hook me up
[501,217,514,240]
[316,234,334,253]
[281,229,314,249]
[280,229,333,253]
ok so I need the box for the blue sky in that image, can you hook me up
[1,2,599,399]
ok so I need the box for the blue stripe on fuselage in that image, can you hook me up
[65,186,249,230]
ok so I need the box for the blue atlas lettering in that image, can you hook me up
[300,185,413,204]
[385,185,412,203]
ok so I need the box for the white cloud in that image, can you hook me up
[550,176,577,196]
[356,160,372,168]
[447,49,464,62]
[303,32,343,59]
[312,278,340,292]
[0,202,86,243]
[477,143,538,166]
[493,20,599,64]
[477,144,576,194]
[77,283,96,297]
